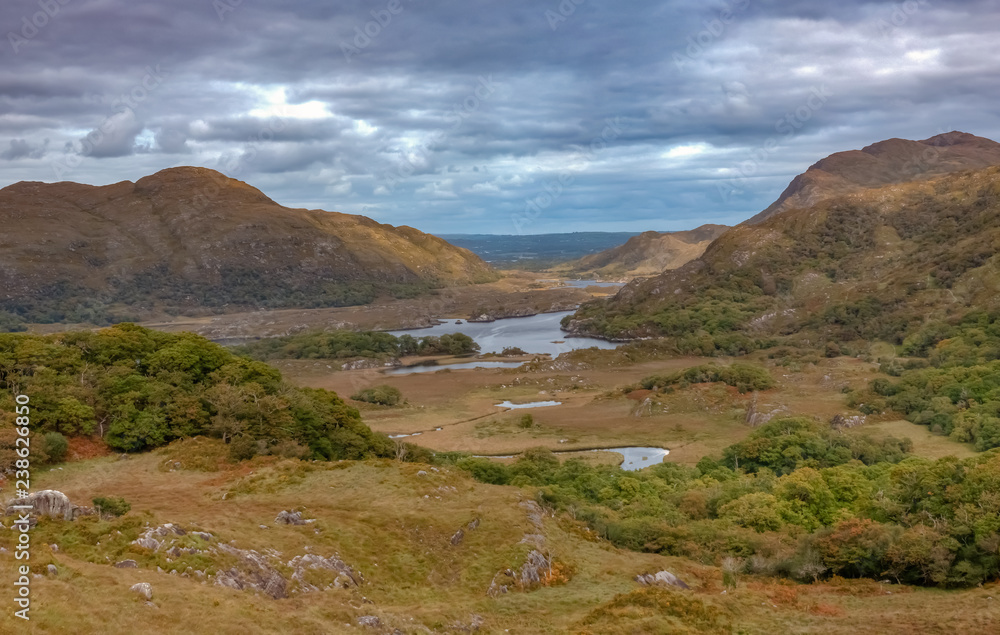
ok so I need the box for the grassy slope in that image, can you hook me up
[2,441,998,634]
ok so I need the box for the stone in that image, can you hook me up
[115,560,139,568]
[47,564,58,576]
[5,490,75,521]
[132,537,161,551]
[634,570,690,590]
[467,518,481,531]
[130,582,153,601]
[450,529,465,546]
[275,510,308,525]
[357,615,381,629]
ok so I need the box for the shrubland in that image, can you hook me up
[449,420,999,588]
[0,324,395,464]
[234,330,479,361]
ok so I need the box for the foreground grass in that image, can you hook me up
[1,440,997,633]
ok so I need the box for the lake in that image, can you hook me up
[475,446,669,471]
[389,311,618,357]
[384,360,524,375]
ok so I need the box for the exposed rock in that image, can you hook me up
[47,564,58,576]
[518,550,551,587]
[287,553,363,591]
[4,490,84,521]
[114,560,139,568]
[357,615,381,629]
[831,413,866,429]
[214,544,288,599]
[487,550,553,596]
[467,518,481,531]
[450,614,486,632]
[518,500,545,531]
[275,510,314,525]
[130,583,153,601]
[341,358,400,371]
[486,569,513,597]
[132,537,162,551]
[416,470,428,477]
[191,531,213,542]
[635,570,691,590]
[450,529,465,546]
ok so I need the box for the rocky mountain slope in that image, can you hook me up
[0,167,495,327]
[747,131,1000,224]
[557,224,729,280]
[566,133,1000,343]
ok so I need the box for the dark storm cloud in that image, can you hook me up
[2,0,1000,232]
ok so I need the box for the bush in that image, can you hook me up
[518,414,535,428]
[42,432,69,463]
[92,496,131,517]
[228,435,258,462]
[641,363,775,394]
[351,385,403,406]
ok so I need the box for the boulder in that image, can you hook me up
[357,616,381,629]
[114,560,139,569]
[5,490,75,521]
[130,583,153,601]
[450,529,465,546]
[275,510,309,525]
[635,570,690,590]
[47,564,58,576]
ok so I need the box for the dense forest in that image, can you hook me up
[234,329,480,361]
[0,324,394,467]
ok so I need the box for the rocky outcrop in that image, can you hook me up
[635,570,691,590]
[214,544,288,599]
[275,510,315,526]
[4,490,91,521]
[487,550,553,597]
[287,553,362,591]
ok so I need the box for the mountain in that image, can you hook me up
[0,167,495,327]
[557,224,729,280]
[565,133,1000,344]
[747,131,1000,224]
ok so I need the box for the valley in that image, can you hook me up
[4,134,1000,634]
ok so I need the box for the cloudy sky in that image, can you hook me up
[2,0,999,234]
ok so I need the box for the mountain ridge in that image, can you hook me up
[746,131,1000,224]
[557,224,729,280]
[566,133,1000,344]
[0,167,496,328]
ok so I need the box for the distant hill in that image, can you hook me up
[0,167,495,329]
[438,232,640,268]
[566,132,1000,344]
[747,131,1000,224]
[556,224,729,280]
